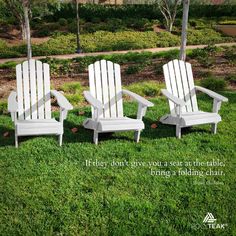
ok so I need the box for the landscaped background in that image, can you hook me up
[0,1,236,235]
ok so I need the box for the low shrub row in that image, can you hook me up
[1,27,234,59]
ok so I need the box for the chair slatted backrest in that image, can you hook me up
[163,60,198,114]
[89,60,123,119]
[16,59,51,120]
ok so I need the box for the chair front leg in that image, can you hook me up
[213,99,222,113]
[137,104,147,120]
[211,99,222,134]
[176,105,182,139]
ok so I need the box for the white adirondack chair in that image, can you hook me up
[83,60,154,144]
[8,59,73,147]
[160,59,228,138]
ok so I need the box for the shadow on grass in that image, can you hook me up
[1,91,234,147]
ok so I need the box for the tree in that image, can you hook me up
[22,0,32,59]
[179,0,190,61]
[156,0,182,32]
[5,0,26,40]
[75,0,82,53]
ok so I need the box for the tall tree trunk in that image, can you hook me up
[179,0,190,61]
[20,20,27,40]
[23,0,32,59]
[76,0,81,53]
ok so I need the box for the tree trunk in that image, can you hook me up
[23,0,32,60]
[179,0,190,61]
[20,20,27,40]
[76,0,81,53]
[168,20,173,32]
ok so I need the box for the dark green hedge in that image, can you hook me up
[47,4,236,23]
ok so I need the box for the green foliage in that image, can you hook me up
[218,20,236,25]
[125,64,144,75]
[189,45,222,67]
[81,31,158,52]
[156,32,180,47]
[58,18,68,26]
[225,74,236,83]
[189,19,208,29]
[224,46,236,64]
[187,29,232,45]
[125,81,164,97]
[59,82,82,94]
[200,77,227,91]
[59,82,84,105]
[0,100,7,114]
[0,61,18,69]
[64,93,83,106]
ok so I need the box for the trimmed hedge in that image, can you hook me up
[0,28,234,59]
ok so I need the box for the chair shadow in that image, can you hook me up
[0,126,15,147]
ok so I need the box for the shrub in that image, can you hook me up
[59,82,82,94]
[189,19,208,29]
[156,32,180,47]
[68,22,77,33]
[187,29,231,45]
[200,77,227,91]
[81,31,158,52]
[125,64,144,75]
[218,20,236,25]
[59,82,84,105]
[0,61,18,69]
[33,28,51,37]
[0,101,7,114]
[224,47,236,64]
[58,18,68,26]
[125,81,164,97]
[225,74,236,83]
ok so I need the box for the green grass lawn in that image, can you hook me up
[0,92,235,235]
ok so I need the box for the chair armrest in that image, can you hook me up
[51,90,73,110]
[84,91,103,109]
[123,89,154,107]
[161,89,186,107]
[195,86,228,102]
[8,91,18,112]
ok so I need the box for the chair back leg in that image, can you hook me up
[211,123,217,134]
[93,131,98,145]
[59,134,63,146]
[176,125,181,139]
[134,130,141,143]
[15,132,18,148]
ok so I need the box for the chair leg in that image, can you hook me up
[93,131,98,145]
[134,130,141,143]
[211,123,217,134]
[176,125,181,139]
[59,134,63,146]
[15,133,18,148]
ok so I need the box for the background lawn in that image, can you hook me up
[0,92,235,235]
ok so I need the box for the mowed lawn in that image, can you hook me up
[0,92,235,236]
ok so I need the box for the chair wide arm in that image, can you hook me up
[84,91,104,119]
[161,89,186,107]
[123,89,154,107]
[8,91,18,112]
[51,90,73,110]
[195,86,228,102]
[51,90,73,121]
[8,91,18,122]
[84,91,103,110]
[195,86,228,113]
[123,89,153,120]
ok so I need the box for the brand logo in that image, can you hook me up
[203,212,216,223]
[203,212,228,229]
